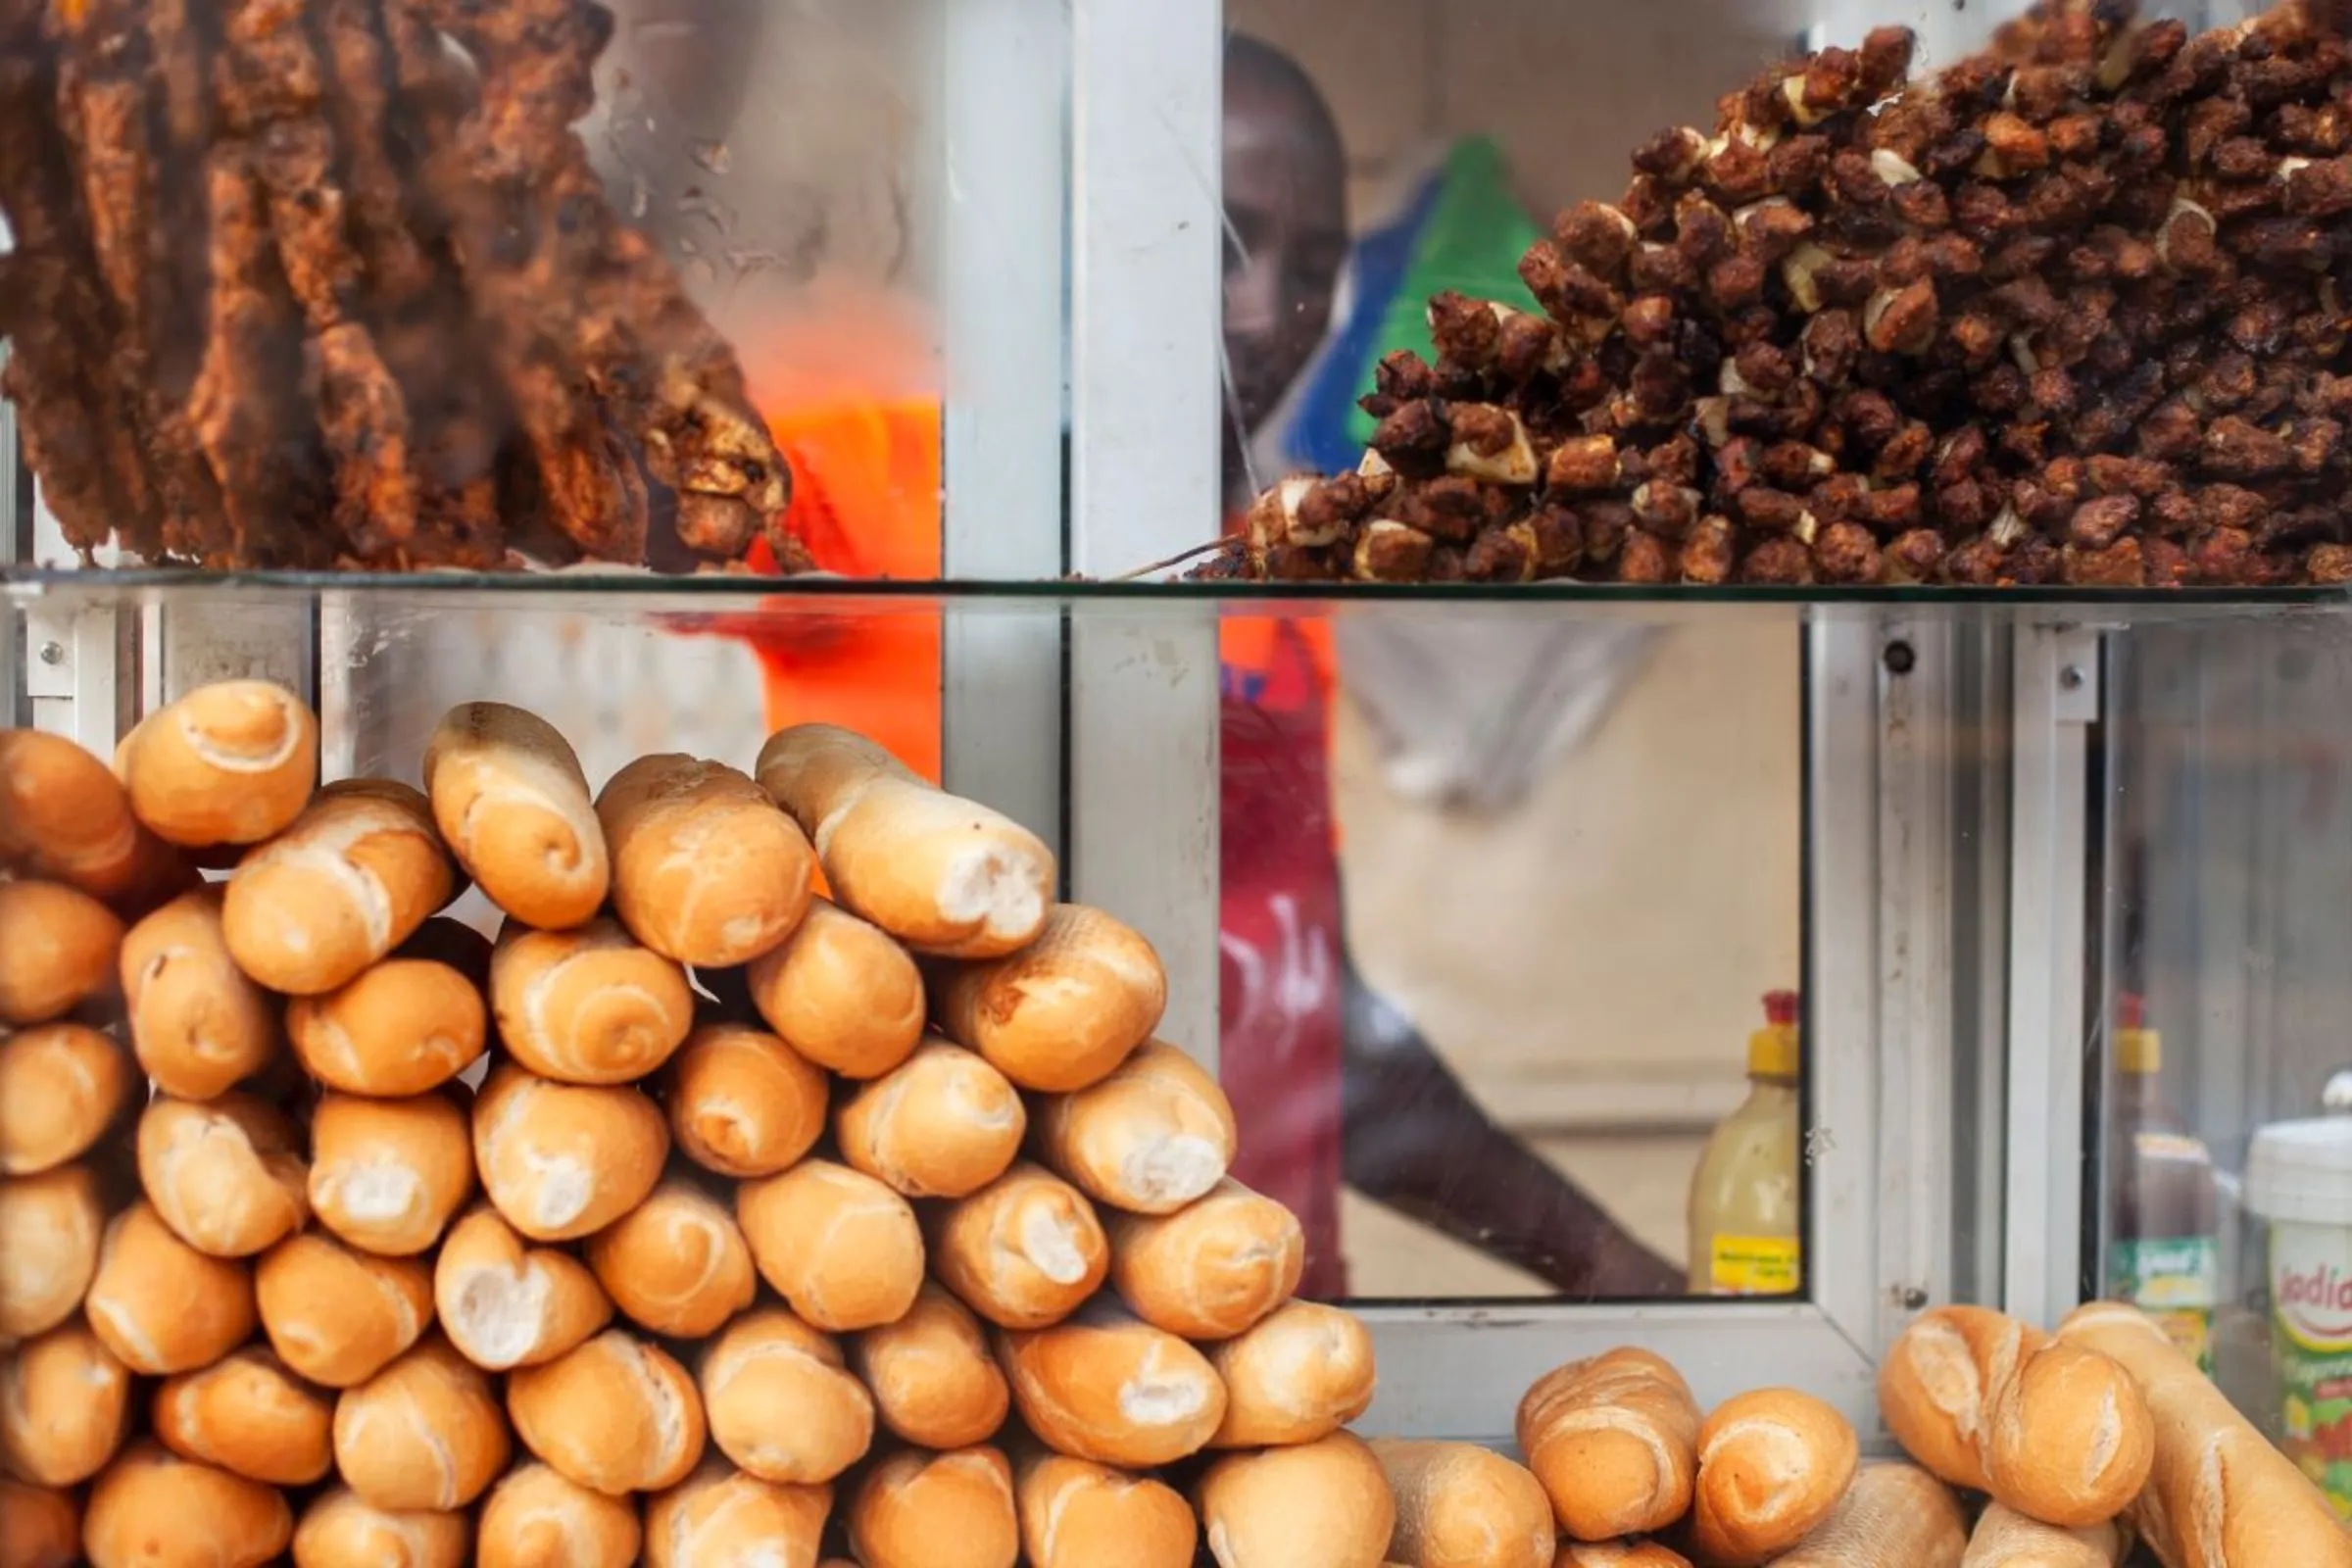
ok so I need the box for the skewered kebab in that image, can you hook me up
[0,0,799,572]
[1213,0,2352,588]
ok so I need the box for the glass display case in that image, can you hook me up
[9,0,2352,1561]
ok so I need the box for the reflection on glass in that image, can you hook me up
[2105,622,2352,1518]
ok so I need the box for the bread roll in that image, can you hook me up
[508,1329,706,1496]
[1686,1388,1857,1566]
[1196,1430,1396,1568]
[0,879,122,1025]
[120,679,317,848]
[434,1203,612,1371]
[838,1037,1027,1199]
[1770,1462,1967,1568]
[332,1337,511,1510]
[83,1443,292,1568]
[597,754,816,967]
[1106,1178,1302,1340]
[1517,1348,1700,1542]
[472,1064,667,1242]
[308,1090,474,1255]
[647,1463,830,1568]
[1881,1305,2154,1529]
[1034,1039,1236,1214]
[421,702,608,930]
[2060,1299,2352,1567]
[849,1446,1020,1568]
[136,1092,308,1257]
[66,1170,202,1347]
[1961,1504,2129,1568]
[737,1158,924,1332]
[1205,1298,1379,1448]
[221,779,455,995]
[477,1462,642,1568]
[1551,1543,1691,1567]
[585,1178,757,1339]
[154,1346,334,1486]
[0,1478,76,1568]
[1371,1438,1556,1568]
[928,1162,1109,1331]
[744,896,927,1077]
[0,1021,131,1175]
[1000,1299,1227,1467]
[490,918,694,1084]
[663,1022,830,1178]
[0,728,171,902]
[1015,1449,1198,1568]
[120,887,277,1098]
[0,1165,104,1341]
[933,906,1164,1091]
[0,1321,131,1485]
[255,1232,433,1388]
[701,1307,874,1485]
[288,956,486,1096]
[292,1487,470,1568]
[854,1283,1011,1449]
[756,724,1054,958]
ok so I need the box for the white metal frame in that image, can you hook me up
[2004,622,2100,1329]
[1064,0,1226,1063]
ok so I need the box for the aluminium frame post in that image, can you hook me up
[937,0,1068,851]
[2004,619,2100,1330]
[1065,0,1224,1066]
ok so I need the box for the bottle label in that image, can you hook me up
[2270,1224,2352,1522]
[1708,1235,1801,1297]
[2134,1131,2214,1166]
[2107,1236,2219,1373]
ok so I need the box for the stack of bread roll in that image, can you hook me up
[1510,1302,2352,1567]
[0,691,1395,1568]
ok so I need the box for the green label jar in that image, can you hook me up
[2247,1116,2352,1524]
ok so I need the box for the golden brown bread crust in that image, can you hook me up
[928,1162,1110,1332]
[1104,1177,1303,1341]
[421,702,608,931]
[506,1329,706,1498]
[0,1320,133,1487]
[849,1446,1020,1568]
[434,1203,613,1372]
[742,897,927,1080]
[1372,1438,1556,1568]
[699,1307,875,1487]
[1685,1388,1858,1566]
[119,886,277,1099]
[83,1200,256,1375]
[646,1463,830,1568]
[1770,1462,1967,1568]
[999,1301,1228,1469]
[153,1347,334,1487]
[476,1462,642,1568]
[330,1337,512,1511]
[292,1487,471,1568]
[289,955,486,1096]
[220,779,454,996]
[1032,1040,1237,1215]
[756,725,1054,961]
[854,1284,1012,1450]
[932,905,1166,1093]
[0,726,183,906]
[119,680,317,849]
[663,1022,831,1179]
[836,1037,1027,1200]
[737,1159,926,1333]
[1205,1298,1379,1448]
[1960,1502,2128,1568]
[1195,1431,1397,1568]
[82,1442,293,1568]
[595,754,815,969]
[1517,1348,1700,1542]
[0,1021,132,1176]
[2060,1301,2352,1568]
[1881,1304,2154,1530]
[0,1478,79,1568]
[1014,1449,1199,1568]
[255,1232,433,1389]
[0,878,123,1026]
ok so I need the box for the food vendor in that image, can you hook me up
[600,10,1676,1299]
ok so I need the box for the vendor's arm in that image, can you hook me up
[1339,952,1683,1299]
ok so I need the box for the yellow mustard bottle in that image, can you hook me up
[1688,990,1802,1297]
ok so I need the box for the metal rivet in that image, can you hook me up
[1901,1286,1930,1310]
[2059,664,2085,690]
[1883,640,1917,676]
[37,641,64,666]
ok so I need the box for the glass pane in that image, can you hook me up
[2100,611,2352,1518]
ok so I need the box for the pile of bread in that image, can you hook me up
[1520,1299,2352,1568]
[0,684,1394,1568]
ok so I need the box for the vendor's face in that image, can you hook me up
[1222,78,1348,474]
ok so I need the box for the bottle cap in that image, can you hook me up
[2116,993,2161,1076]
[1749,990,1799,1078]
